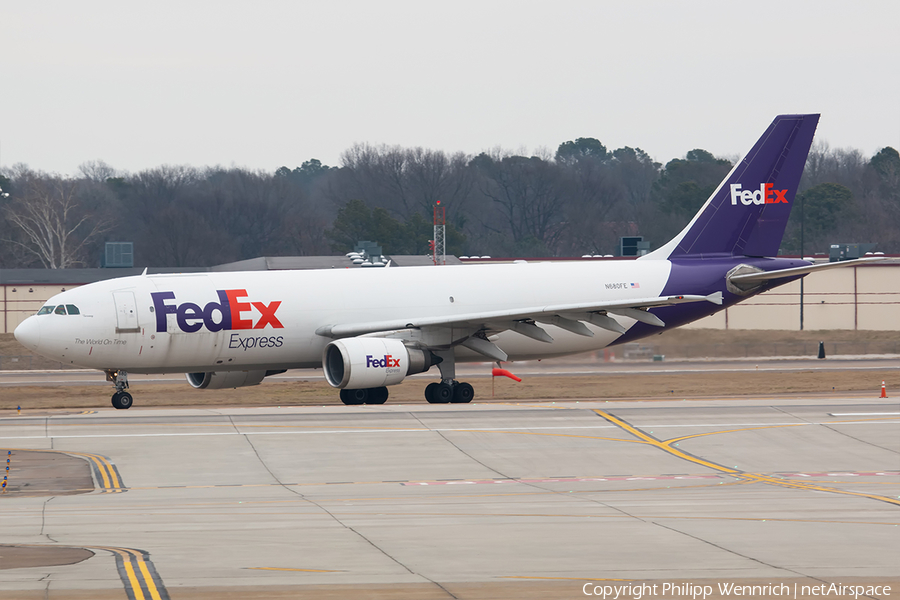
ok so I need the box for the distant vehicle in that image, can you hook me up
[14,114,876,409]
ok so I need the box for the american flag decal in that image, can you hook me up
[630,282,640,288]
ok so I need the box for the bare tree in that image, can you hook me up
[4,175,111,268]
[557,156,623,255]
[404,148,475,219]
[78,160,121,183]
[123,165,214,267]
[470,150,568,254]
[337,144,412,218]
[335,145,474,222]
[801,142,868,192]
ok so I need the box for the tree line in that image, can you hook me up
[1,139,898,269]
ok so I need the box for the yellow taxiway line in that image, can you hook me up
[2,447,124,493]
[91,546,167,600]
[593,410,900,507]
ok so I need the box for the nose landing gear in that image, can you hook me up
[112,390,134,410]
[105,370,133,410]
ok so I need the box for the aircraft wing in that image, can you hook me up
[316,292,723,341]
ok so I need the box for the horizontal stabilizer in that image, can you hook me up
[729,257,885,285]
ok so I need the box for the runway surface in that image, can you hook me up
[1,396,898,599]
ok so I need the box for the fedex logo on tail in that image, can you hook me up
[730,183,789,206]
[151,289,283,333]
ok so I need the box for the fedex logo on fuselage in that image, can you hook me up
[151,289,283,333]
[366,355,401,368]
[730,183,789,206]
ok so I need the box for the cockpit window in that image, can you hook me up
[37,304,81,315]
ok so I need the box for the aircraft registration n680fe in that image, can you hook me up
[13,114,876,409]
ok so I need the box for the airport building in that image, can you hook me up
[1,255,897,334]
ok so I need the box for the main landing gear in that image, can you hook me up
[339,387,389,405]
[424,380,474,404]
[105,370,133,410]
[424,350,474,404]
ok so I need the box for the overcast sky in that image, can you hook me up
[2,1,898,176]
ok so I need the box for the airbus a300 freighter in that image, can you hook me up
[15,114,873,408]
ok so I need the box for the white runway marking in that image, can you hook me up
[829,412,900,416]
[405,471,900,485]
[1,420,898,441]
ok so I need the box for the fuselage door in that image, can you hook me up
[113,291,141,333]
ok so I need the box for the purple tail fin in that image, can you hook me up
[644,114,819,259]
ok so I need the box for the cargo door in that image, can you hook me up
[113,291,141,333]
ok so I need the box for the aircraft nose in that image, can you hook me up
[14,316,41,350]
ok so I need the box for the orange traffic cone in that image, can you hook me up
[880,381,888,398]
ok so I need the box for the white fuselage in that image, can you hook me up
[15,261,674,374]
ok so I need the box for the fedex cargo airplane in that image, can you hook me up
[14,114,874,409]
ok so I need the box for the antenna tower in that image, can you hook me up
[433,201,446,265]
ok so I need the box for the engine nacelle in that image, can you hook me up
[186,370,269,390]
[323,337,438,389]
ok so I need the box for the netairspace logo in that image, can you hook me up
[581,582,892,599]
[730,183,789,206]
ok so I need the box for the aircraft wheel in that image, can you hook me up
[111,391,133,410]
[430,382,453,404]
[451,382,474,403]
[424,382,439,403]
[366,387,389,404]
[340,388,367,405]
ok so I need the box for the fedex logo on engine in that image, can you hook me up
[366,355,401,368]
[151,289,283,333]
[730,183,789,206]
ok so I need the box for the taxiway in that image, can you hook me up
[1,396,898,599]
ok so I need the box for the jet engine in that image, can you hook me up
[323,337,439,389]
[186,370,270,389]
